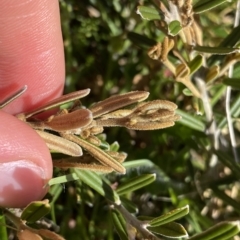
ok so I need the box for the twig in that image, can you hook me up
[112,203,161,240]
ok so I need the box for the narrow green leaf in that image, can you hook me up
[216,25,240,48]
[183,88,193,96]
[218,95,240,128]
[147,222,188,238]
[210,84,226,107]
[176,109,205,132]
[110,141,120,152]
[208,25,240,64]
[136,6,162,20]
[120,197,138,214]
[188,221,240,240]
[0,215,8,240]
[74,169,120,204]
[168,20,182,36]
[194,45,240,55]
[149,205,189,227]
[193,0,228,14]
[123,159,155,169]
[49,184,63,205]
[21,200,51,223]
[48,173,80,186]
[223,78,240,89]
[188,55,203,75]
[210,225,240,240]
[111,209,129,240]
[116,174,156,196]
[127,32,157,48]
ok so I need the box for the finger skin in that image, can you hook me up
[0,0,65,114]
[0,0,65,207]
[0,111,52,208]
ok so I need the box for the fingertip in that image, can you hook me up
[0,111,52,207]
[0,0,65,114]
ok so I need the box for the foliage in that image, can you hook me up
[2,0,240,239]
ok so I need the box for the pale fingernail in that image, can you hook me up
[0,160,48,208]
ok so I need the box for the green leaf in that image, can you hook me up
[208,25,240,64]
[193,0,228,14]
[168,21,182,36]
[21,200,51,223]
[0,215,8,240]
[193,45,240,55]
[110,141,120,152]
[223,78,240,89]
[116,174,156,196]
[147,222,188,238]
[48,173,80,186]
[73,169,120,204]
[188,55,203,75]
[218,95,240,128]
[183,88,193,96]
[176,109,205,132]
[49,184,63,205]
[111,209,128,240]
[136,6,162,20]
[210,226,240,240]
[123,159,155,169]
[120,197,138,214]
[149,205,189,227]
[188,221,240,240]
[127,32,157,48]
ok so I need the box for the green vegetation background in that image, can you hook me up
[47,0,240,239]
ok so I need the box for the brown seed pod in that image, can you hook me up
[45,109,92,133]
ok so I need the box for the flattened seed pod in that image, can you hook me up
[45,109,93,133]
[90,91,149,118]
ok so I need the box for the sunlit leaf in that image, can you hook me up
[111,209,128,240]
[136,6,162,20]
[194,45,240,55]
[188,221,240,240]
[74,169,120,204]
[149,205,189,227]
[0,215,7,240]
[147,222,188,238]
[21,200,51,223]
[188,55,203,75]
[168,21,182,36]
[193,0,228,14]
[176,109,205,132]
[116,174,156,196]
[48,173,80,186]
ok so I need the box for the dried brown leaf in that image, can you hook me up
[24,89,90,118]
[90,91,149,118]
[45,109,92,133]
[53,159,113,173]
[134,100,177,112]
[36,130,82,156]
[61,134,126,174]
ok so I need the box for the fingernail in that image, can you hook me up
[0,160,48,208]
